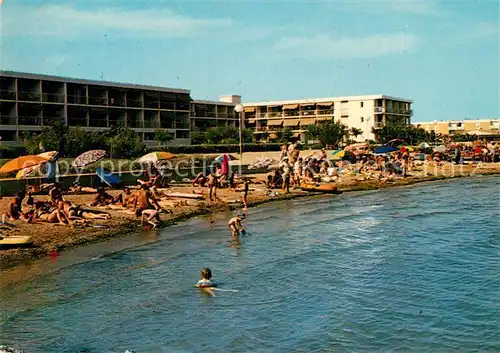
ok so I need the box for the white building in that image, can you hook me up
[241,95,413,142]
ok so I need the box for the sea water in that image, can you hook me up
[0,176,499,352]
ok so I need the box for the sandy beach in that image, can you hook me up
[1,161,499,271]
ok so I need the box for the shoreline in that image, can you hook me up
[1,166,499,272]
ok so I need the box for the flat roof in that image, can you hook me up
[0,70,190,94]
[243,94,413,106]
[413,118,500,124]
[192,99,236,106]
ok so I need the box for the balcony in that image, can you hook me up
[18,116,42,126]
[267,112,282,118]
[374,107,384,113]
[0,90,16,101]
[284,111,300,117]
[144,121,160,129]
[42,93,65,104]
[373,122,385,129]
[0,117,17,125]
[317,109,334,116]
[18,91,41,102]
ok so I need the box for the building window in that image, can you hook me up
[360,117,364,123]
[360,102,364,108]
[341,115,349,119]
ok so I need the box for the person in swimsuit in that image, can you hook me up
[196,267,217,288]
[136,208,160,228]
[48,183,63,206]
[241,179,250,210]
[90,187,115,207]
[228,213,246,237]
[207,173,218,203]
[114,187,137,208]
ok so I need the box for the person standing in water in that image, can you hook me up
[228,213,246,237]
[196,267,217,288]
[241,179,250,210]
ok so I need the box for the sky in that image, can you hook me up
[0,0,498,122]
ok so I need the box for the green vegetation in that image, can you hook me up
[307,121,349,148]
[193,126,254,145]
[372,124,437,145]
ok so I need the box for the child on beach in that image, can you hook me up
[195,267,217,288]
[228,213,246,237]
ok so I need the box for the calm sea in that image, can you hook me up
[0,176,499,352]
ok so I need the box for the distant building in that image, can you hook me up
[190,95,240,131]
[0,71,192,146]
[241,95,413,142]
[413,119,500,139]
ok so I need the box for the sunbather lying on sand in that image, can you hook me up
[90,187,116,207]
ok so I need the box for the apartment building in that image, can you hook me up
[413,119,500,138]
[241,95,413,142]
[190,95,240,131]
[0,71,192,146]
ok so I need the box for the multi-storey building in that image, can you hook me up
[241,95,413,142]
[413,119,500,138]
[190,95,240,131]
[0,71,192,146]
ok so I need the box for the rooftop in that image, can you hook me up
[242,94,413,107]
[0,70,190,94]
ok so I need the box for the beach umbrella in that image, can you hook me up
[331,150,345,159]
[373,145,399,154]
[215,153,238,163]
[418,142,431,149]
[400,146,415,152]
[345,143,368,151]
[0,155,49,175]
[433,145,446,153]
[72,150,107,168]
[138,151,176,164]
[15,151,59,179]
[386,138,405,146]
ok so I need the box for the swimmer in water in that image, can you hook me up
[228,213,246,237]
[196,267,217,288]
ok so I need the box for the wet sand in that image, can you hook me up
[1,162,499,271]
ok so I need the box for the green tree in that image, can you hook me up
[452,133,477,142]
[279,127,293,143]
[349,127,363,140]
[242,128,255,143]
[155,129,174,147]
[306,124,320,140]
[315,121,348,148]
[190,130,206,145]
[23,121,68,155]
[372,124,433,145]
[203,127,223,144]
[105,126,145,158]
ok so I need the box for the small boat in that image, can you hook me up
[0,235,34,249]
[300,182,339,194]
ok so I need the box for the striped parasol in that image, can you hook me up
[138,151,176,164]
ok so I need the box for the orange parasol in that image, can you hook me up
[0,155,49,175]
[15,151,59,179]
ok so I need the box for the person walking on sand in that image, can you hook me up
[228,213,246,237]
